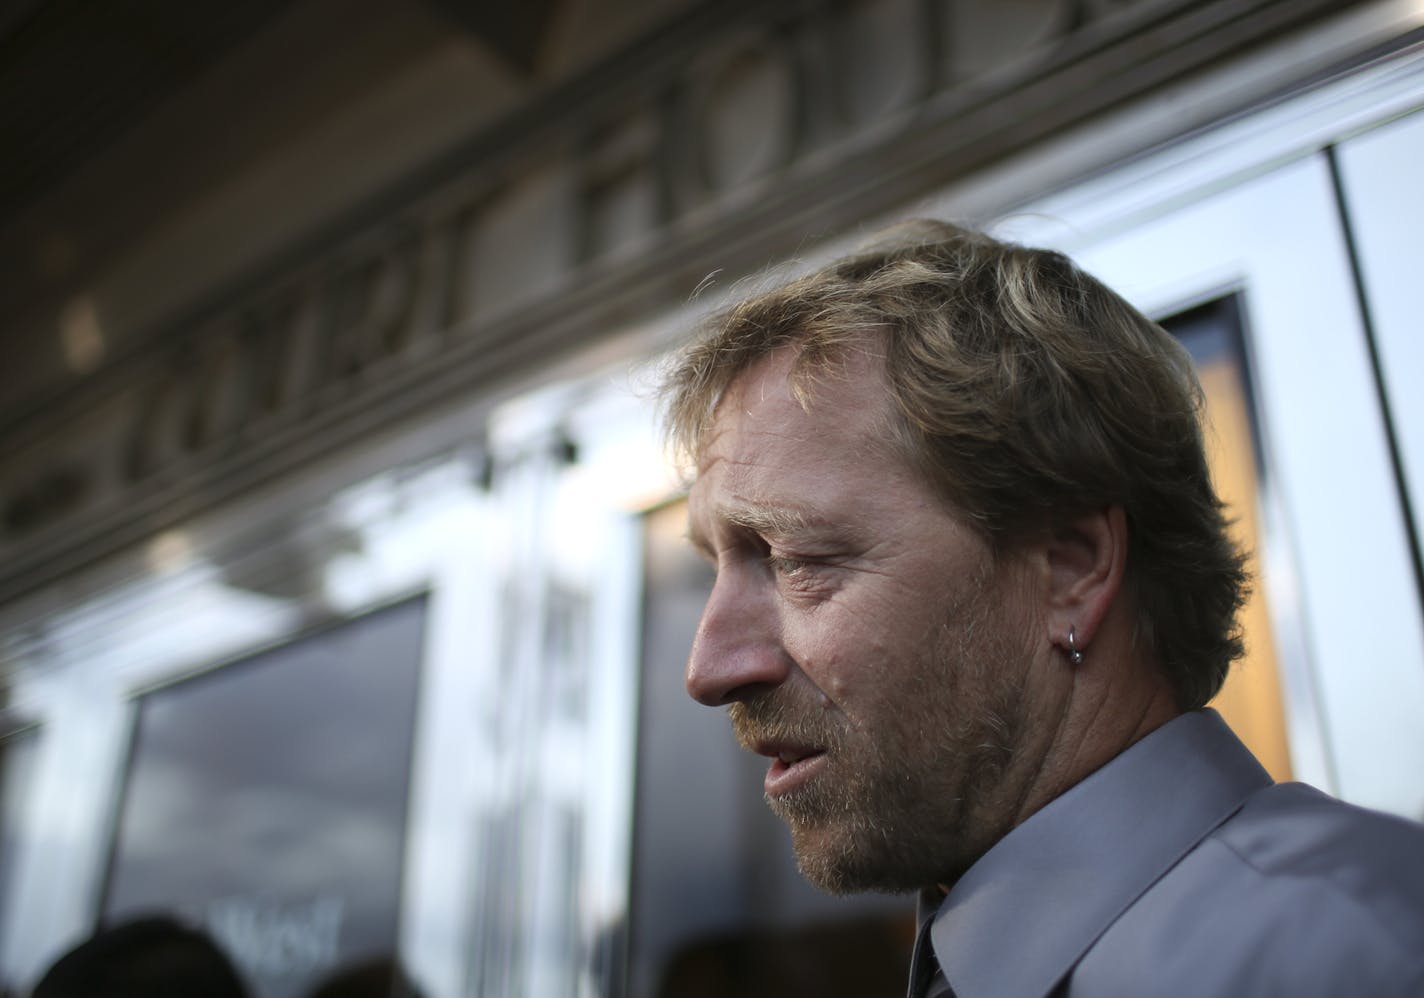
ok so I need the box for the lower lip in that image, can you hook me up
[765,752,828,797]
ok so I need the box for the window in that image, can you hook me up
[100,597,426,998]
[1166,298,1291,780]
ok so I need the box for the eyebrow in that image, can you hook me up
[685,498,827,557]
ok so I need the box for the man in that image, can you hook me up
[661,221,1424,996]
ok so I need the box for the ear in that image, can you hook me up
[1041,505,1128,651]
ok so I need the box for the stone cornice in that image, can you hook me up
[0,0,1375,606]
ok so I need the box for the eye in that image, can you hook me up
[762,546,840,600]
[768,552,830,592]
[766,554,808,578]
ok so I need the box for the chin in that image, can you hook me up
[794,850,922,897]
[784,801,992,896]
[786,818,924,897]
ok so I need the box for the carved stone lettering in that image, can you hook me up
[123,366,186,483]
[125,313,273,482]
[182,331,247,455]
[468,165,577,325]
[948,0,1071,81]
[323,257,382,384]
[240,287,313,421]
[433,200,483,333]
[1,465,90,536]
[696,36,800,193]
[0,0,1350,603]
[781,6,844,148]
[305,228,423,398]
[834,0,930,123]
[577,108,667,263]
[402,212,463,353]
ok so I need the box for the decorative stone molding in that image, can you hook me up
[0,0,1370,605]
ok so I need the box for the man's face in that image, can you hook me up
[685,344,1048,894]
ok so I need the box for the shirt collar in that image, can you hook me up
[927,709,1272,998]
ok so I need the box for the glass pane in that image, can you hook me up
[1338,108,1424,577]
[0,728,40,947]
[101,597,427,998]
[628,504,912,998]
[1164,297,1292,781]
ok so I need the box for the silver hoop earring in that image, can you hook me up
[1067,626,1085,666]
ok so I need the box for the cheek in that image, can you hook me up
[783,610,922,710]
[781,616,857,706]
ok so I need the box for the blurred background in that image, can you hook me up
[1,1,1422,995]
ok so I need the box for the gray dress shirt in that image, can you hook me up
[911,709,1424,997]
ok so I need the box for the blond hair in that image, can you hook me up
[662,220,1247,710]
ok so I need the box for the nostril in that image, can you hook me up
[685,638,790,706]
[684,654,743,707]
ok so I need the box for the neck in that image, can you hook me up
[1009,644,1180,832]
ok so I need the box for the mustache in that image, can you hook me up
[729,690,843,753]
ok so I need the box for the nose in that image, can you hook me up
[685,567,789,706]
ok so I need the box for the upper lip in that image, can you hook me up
[750,739,824,764]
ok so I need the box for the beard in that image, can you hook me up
[729,575,1032,895]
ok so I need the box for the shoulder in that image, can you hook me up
[1070,784,1424,998]
[1224,781,1424,852]
[1217,783,1424,946]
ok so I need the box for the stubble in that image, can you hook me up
[730,573,1031,895]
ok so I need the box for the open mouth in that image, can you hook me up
[763,746,827,796]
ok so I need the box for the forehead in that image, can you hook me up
[699,343,892,463]
[689,344,932,525]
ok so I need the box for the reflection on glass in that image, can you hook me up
[1166,298,1293,781]
[101,597,427,998]
[0,728,40,950]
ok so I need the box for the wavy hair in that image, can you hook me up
[662,220,1247,710]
